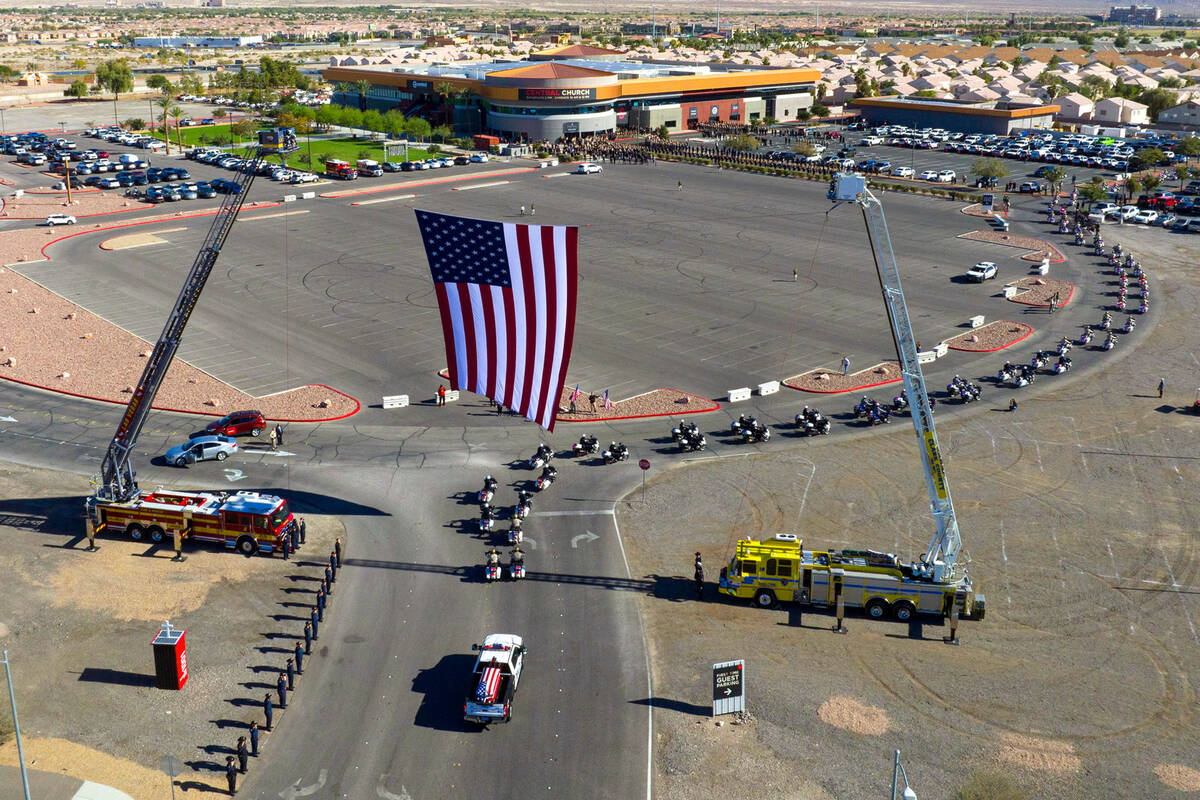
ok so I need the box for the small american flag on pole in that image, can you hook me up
[415,209,579,431]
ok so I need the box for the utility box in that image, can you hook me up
[152,621,188,690]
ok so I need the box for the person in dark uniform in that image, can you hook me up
[329,550,338,575]
[226,756,238,795]
[335,536,343,565]
[324,567,333,594]
[316,588,325,622]
[274,423,284,446]
[248,721,259,757]
[236,736,249,773]
[298,518,306,545]
[320,575,329,599]
[310,607,319,640]
[285,658,295,690]
[694,552,704,600]
[303,620,313,655]
[263,693,273,730]
[281,532,290,560]
[276,671,287,708]
[294,642,304,674]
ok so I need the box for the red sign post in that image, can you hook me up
[638,459,650,503]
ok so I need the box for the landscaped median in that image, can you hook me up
[784,362,903,393]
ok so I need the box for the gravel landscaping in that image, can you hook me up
[959,229,1065,262]
[783,361,902,393]
[945,320,1033,352]
[0,265,358,421]
[1,188,148,218]
[1005,276,1075,307]
[960,202,1007,219]
[554,386,719,422]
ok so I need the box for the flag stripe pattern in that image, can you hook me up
[416,209,578,432]
[476,665,502,703]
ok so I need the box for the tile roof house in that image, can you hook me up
[1094,96,1149,125]
[1056,92,1095,119]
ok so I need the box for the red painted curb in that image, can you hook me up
[322,168,537,199]
[556,388,721,423]
[0,373,360,423]
[947,324,1034,353]
[1007,282,1076,308]
[784,374,903,394]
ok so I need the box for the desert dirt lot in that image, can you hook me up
[0,462,345,798]
[619,225,1200,800]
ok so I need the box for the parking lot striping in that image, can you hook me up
[351,194,417,206]
[542,172,573,179]
[452,180,512,191]
[999,521,1012,606]
[1158,544,1200,645]
[240,210,310,222]
[533,509,616,517]
[319,167,538,199]
[1105,538,1120,581]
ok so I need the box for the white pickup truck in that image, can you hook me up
[463,633,526,724]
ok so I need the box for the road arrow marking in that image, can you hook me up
[0,415,15,423]
[223,468,247,482]
[377,775,414,800]
[260,449,296,457]
[279,769,327,800]
[523,537,537,551]
[571,531,599,549]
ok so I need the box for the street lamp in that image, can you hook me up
[0,106,7,135]
[2,651,31,800]
[890,749,918,800]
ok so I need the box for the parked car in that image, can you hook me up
[1133,209,1158,224]
[44,213,77,226]
[965,261,998,282]
[575,162,603,174]
[937,169,956,183]
[381,160,402,173]
[919,170,939,181]
[1119,205,1140,221]
[165,435,238,467]
[204,409,266,437]
[469,153,489,163]
[892,166,914,178]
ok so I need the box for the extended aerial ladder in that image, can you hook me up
[828,173,965,585]
[95,127,298,503]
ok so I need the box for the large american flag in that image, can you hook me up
[415,209,579,431]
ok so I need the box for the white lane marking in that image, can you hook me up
[352,194,416,206]
[534,509,615,517]
[797,461,816,518]
[999,520,1012,606]
[570,531,599,548]
[1106,538,1120,580]
[279,769,327,800]
[377,776,413,800]
[223,468,247,482]
[1159,544,1199,645]
[452,180,511,191]
[610,511,653,800]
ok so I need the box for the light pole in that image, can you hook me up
[890,749,918,800]
[0,106,7,135]
[2,650,31,800]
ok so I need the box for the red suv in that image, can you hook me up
[204,410,265,437]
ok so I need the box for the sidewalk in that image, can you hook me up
[0,766,133,800]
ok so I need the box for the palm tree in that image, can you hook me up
[353,79,371,110]
[156,96,173,154]
[169,104,184,153]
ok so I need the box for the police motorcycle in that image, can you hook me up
[508,547,526,581]
[572,434,599,457]
[512,489,533,520]
[679,428,707,452]
[1057,337,1073,356]
[602,441,629,464]
[865,405,891,425]
[741,421,771,443]
[507,516,523,545]
[535,465,557,492]
[1136,299,1148,314]
[529,444,553,470]
[1103,331,1118,351]
[891,391,910,412]
[484,548,502,583]
[852,396,885,419]
[1099,311,1113,330]
[1123,316,1136,334]
[795,406,832,436]
[729,414,757,436]
[958,382,982,403]
[671,420,698,442]
[1052,356,1072,374]
[1030,351,1051,370]
[1074,230,1084,246]
[478,475,498,506]
[1079,327,1094,345]
[479,504,498,533]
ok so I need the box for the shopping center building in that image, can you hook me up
[323,46,819,140]
[851,96,1061,135]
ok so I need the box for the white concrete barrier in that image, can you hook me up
[444,390,460,403]
[917,351,937,364]
[382,394,409,409]
[1003,285,1019,298]
[969,315,985,328]
[934,342,949,358]
[283,194,297,203]
[728,387,752,403]
[1037,263,1050,275]
[757,380,780,396]
[301,191,316,200]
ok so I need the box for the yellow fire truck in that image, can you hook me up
[86,489,301,557]
[719,534,985,621]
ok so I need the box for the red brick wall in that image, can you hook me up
[680,97,745,126]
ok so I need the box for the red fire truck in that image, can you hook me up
[86,489,301,556]
[324,159,358,180]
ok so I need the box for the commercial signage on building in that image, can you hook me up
[563,121,580,133]
[519,87,596,101]
[410,81,430,90]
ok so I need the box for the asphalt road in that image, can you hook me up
[0,147,1140,799]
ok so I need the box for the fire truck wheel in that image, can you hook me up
[865,598,890,619]
[236,535,257,557]
[127,523,144,541]
[216,451,228,461]
[754,589,776,608]
[147,526,165,543]
[892,601,916,622]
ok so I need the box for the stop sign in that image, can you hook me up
[638,459,650,471]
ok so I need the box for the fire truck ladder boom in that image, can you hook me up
[828,173,963,584]
[96,128,298,502]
